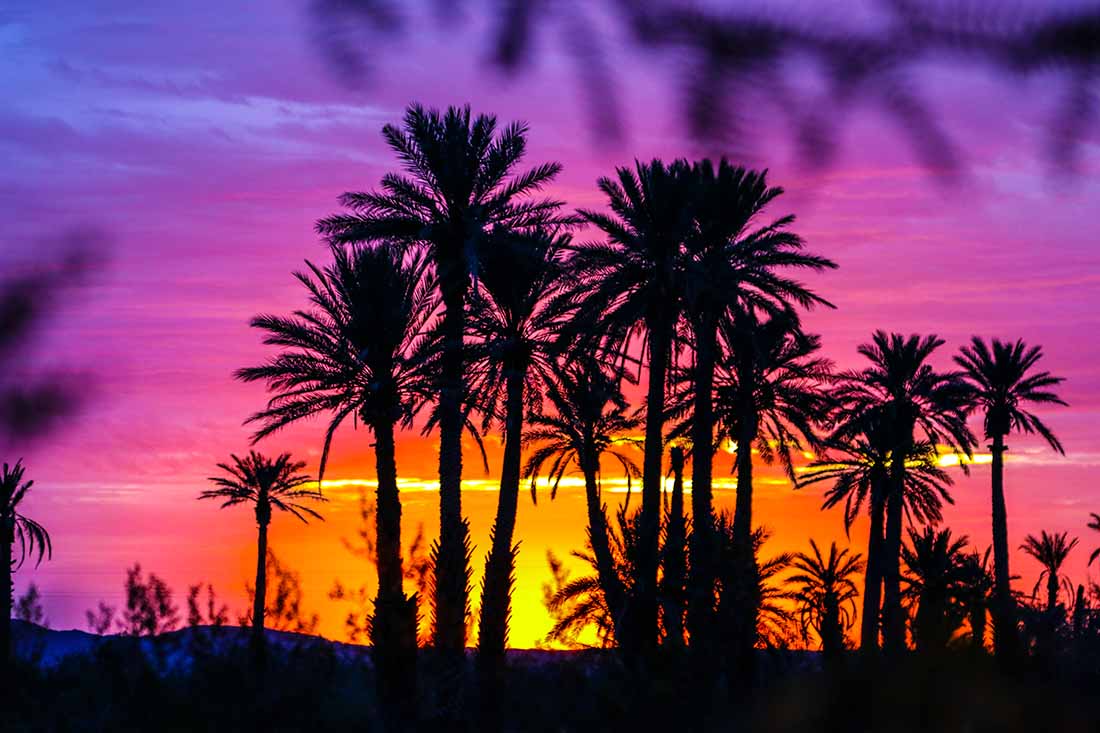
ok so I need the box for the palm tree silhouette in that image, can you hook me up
[1021,531,1078,613]
[317,103,568,655]
[712,313,831,673]
[901,526,969,653]
[200,452,323,650]
[1089,513,1100,566]
[801,422,954,652]
[838,332,974,655]
[237,245,432,720]
[469,229,573,708]
[955,337,1066,660]
[1,460,51,666]
[957,547,994,653]
[661,445,688,646]
[679,160,835,656]
[523,356,641,645]
[787,540,863,664]
[571,157,695,654]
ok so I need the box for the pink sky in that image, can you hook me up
[2,2,1099,645]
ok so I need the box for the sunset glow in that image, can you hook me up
[3,1,1099,655]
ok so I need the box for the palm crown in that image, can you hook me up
[954,336,1067,449]
[522,358,642,503]
[466,230,574,432]
[839,331,976,457]
[201,452,324,526]
[713,314,833,482]
[237,246,436,480]
[1,460,51,569]
[316,104,568,273]
[787,539,864,649]
[1020,530,1078,607]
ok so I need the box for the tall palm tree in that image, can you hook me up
[317,104,568,654]
[955,337,1066,660]
[679,160,835,654]
[469,230,573,702]
[523,356,641,646]
[199,452,323,648]
[787,540,863,664]
[901,526,969,653]
[236,245,433,724]
[801,426,954,652]
[838,332,974,654]
[713,314,831,672]
[1,460,51,666]
[571,158,695,653]
[1021,531,1078,613]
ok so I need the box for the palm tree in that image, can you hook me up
[787,540,863,664]
[801,425,955,652]
[957,547,994,653]
[236,245,432,721]
[317,103,568,653]
[1021,531,1078,613]
[713,313,831,672]
[838,332,975,654]
[523,356,641,646]
[199,452,323,649]
[1089,513,1100,566]
[469,230,572,701]
[661,445,687,647]
[901,527,969,653]
[571,157,695,653]
[955,337,1066,660]
[679,160,835,654]
[1,460,51,665]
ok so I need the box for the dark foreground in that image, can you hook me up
[5,622,1093,732]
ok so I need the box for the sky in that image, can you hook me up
[2,1,1100,647]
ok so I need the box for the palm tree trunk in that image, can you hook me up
[989,433,1016,662]
[687,315,717,652]
[1,526,12,671]
[881,453,906,655]
[662,447,687,647]
[252,519,268,650]
[434,276,469,655]
[372,418,417,731]
[1046,573,1058,614]
[582,448,626,643]
[635,314,672,655]
[477,369,526,717]
[860,473,886,653]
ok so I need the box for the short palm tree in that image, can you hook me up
[1021,531,1078,613]
[470,230,573,692]
[237,245,432,719]
[955,337,1066,659]
[523,356,641,645]
[571,157,695,654]
[801,422,954,652]
[1,460,51,664]
[787,540,863,663]
[901,527,969,653]
[317,103,568,654]
[956,547,994,652]
[200,452,323,648]
[838,332,975,654]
